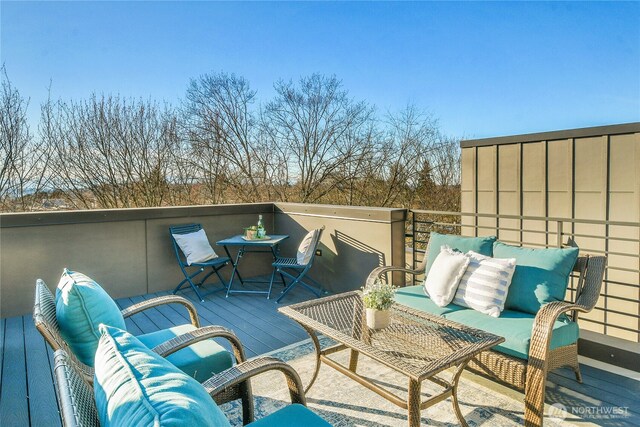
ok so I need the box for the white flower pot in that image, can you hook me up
[366,308,391,330]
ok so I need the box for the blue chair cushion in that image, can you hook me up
[94,325,230,427]
[248,404,331,427]
[494,242,579,315]
[55,269,126,366]
[424,233,496,275]
[444,308,579,360]
[137,324,234,383]
[394,285,467,317]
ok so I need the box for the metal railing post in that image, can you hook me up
[411,211,417,285]
[556,221,564,248]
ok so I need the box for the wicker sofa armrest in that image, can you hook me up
[366,266,425,287]
[574,255,607,312]
[202,356,306,407]
[530,301,586,355]
[120,295,200,328]
[528,254,607,363]
[152,325,246,365]
[525,300,588,426]
[522,255,607,426]
[53,350,100,427]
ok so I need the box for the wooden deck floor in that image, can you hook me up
[0,281,638,426]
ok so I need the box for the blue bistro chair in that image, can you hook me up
[170,223,231,302]
[270,226,325,303]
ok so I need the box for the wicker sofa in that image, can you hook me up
[366,238,606,427]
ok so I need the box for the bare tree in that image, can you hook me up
[327,105,459,209]
[263,74,375,203]
[415,135,461,211]
[331,123,380,206]
[184,72,275,203]
[0,67,51,211]
[340,105,441,208]
[5,70,460,212]
[42,95,183,209]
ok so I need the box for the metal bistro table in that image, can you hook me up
[216,234,289,299]
[279,291,505,427]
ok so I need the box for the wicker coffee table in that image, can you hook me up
[279,291,505,427]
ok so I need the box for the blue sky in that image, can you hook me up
[2,1,639,139]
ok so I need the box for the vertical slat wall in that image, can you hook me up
[497,144,520,244]
[476,146,497,235]
[522,142,547,247]
[607,133,640,341]
[460,123,640,343]
[460,148,476,237]
[547,139,573,245]
[574,136,609,332]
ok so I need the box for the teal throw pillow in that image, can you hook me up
[55,269,126,366]
[494,242,579,314]
[425,232,496,275]
[94,325,230,427]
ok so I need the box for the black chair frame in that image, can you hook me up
[270,226,326,303]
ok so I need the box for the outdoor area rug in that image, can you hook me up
[218,337,587,426]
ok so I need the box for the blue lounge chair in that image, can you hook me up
[52,342,331,426]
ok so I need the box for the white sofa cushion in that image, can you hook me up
[423,245,470,307]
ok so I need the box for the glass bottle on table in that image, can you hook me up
[257,215,266,238]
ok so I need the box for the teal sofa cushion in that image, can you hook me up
[55,269,126,366]
[494,242,579,314]
[94,325,230,427]
[445,308,579,360]
[425,233,496,275]
[248,404,331,427]
[138,324,233,383]
[395,285,466,317]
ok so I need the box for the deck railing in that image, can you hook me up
[408,210,640,344]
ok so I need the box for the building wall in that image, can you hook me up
[0,203,406,318]
[460,123,640,343]
[274,203,407,294]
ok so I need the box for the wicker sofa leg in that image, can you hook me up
[524,355,547,427]
[548,344,583,384]
[566,345,582,383]
[561,346,582,383]
[572,364,583,383]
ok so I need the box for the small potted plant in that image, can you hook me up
[244,226,257,240]
[362,280,396,329]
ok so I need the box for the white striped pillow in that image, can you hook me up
[452,251,516,317]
